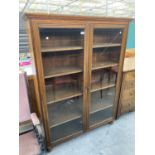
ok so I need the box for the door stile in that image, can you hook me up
[86,24,94,130]
[113,25,129,119]
[31,22,52,149]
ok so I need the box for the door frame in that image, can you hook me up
[28,19,90,148]
[86,23,129,129]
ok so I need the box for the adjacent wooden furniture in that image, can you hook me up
[26,13,131,149]
[117,57,135,117]
[19,72,45,154]
[19,71,33,134]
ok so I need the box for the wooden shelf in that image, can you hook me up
[50,115,81,128]
[90,95,114,114]
[90,106,113,126]
[44,67,82,79]
[93,43,121,48]
[48,98,82,128]
[50,118,82,142]
[92,62,118,70]
[91,82,115,93]
[41,46,83,53]
[46,85,82,104]
[41,43,121,53]
[90,117,113,129]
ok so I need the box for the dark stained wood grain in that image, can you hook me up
[117,70,135,117]
[26,14,130,149]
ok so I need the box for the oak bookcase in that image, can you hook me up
[26,13,131,149]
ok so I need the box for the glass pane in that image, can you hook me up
[90,87,115,126]
[91,68,117,92]
[93,28,123,69]
[51,118,82,142]
[92,47,121,70]
[90,107,113,126]
[89,28,123,127]
[40,28,84,50]
[49,97,83,142]
[93,28,123,45]
[42,51,83,78]
[39,28,85,142]
[45,74,83,104]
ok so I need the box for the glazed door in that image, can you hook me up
[88,26,124,128]
[38,26,87,144]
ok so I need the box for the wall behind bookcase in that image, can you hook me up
[126,20,135,49]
